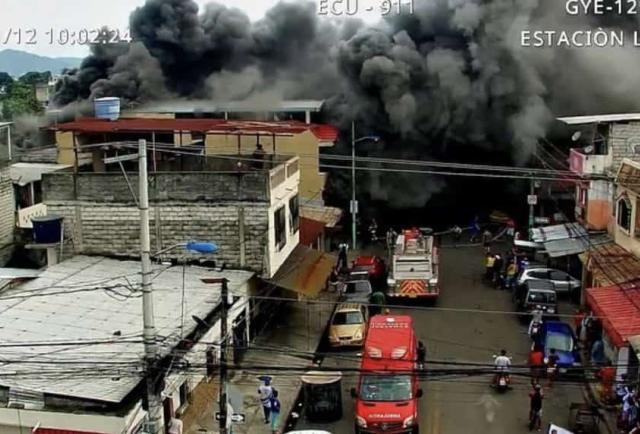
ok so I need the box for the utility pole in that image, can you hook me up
[351,120,357,250]
[219,278,229,434]
[139,139,163,434]
[528,177,536,231]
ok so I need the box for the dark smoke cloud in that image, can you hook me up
[52,0,640,207]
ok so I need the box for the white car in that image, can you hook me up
[517,268,581,294]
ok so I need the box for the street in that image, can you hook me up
[297,241,585,434]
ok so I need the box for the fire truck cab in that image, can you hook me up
[352,315,422,434]
[387,228,439,300]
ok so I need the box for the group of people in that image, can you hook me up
[619,385,640,432]
[258,377,282,434]
[484,249,529,290]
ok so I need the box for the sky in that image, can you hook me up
[1,0,381,58]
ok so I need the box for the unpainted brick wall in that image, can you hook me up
[0,169,15,265]
[610,122,640,169]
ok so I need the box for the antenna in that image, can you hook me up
[583,145,594,154]
[571,131,582,142]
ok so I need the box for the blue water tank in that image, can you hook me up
[31,215,64,244]
[94,97,121,121]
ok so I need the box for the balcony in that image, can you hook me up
[17,203,47,229]
[569,148,609,176]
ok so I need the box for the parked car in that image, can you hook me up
[352,255,385,279]
[328,303,369,347]
[343,278,373,304]
[517,267,581,294]
[513,280,558,321]
[533,321,581,374]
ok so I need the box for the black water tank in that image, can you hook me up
[31,215,64,244]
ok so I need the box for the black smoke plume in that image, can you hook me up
[51,0,640,208]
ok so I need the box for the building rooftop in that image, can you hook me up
[52,117,338,142]
[133,99,325,114]
[557,113,640,125]
[0,255,253,403]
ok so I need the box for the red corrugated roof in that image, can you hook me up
[33,428,106,434]
[53,117,338,141]
[300,216,325,245]
[586,286,640,347]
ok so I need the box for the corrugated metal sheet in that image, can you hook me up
[52,117,338,141]
[543,234,612,258]
[531,223,587,243]
[33,429,106,434]
[586,242,640,288]
[557,113,640,125]
[267,245,336,298]
[616,159,640,195]
[300,205,342,228]
[586,286,640,348]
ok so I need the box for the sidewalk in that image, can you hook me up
[186,291,338,434]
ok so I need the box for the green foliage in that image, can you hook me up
[0,72,12,89]
[19,71,51,85]
[1,81,42,120]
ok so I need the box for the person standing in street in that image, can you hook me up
[269,389,281,434]
[370,290,386,316]
[482,229,493,253]
[258,377,273,424]
[470,216,480,242]
[529,383,544,431]
[337,242,348,271]
[493,253,504,287]
[485,253,496,281]
[505,259,518,291]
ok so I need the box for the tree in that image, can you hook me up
[2,81,42,119]
[0,72,13,91]
[19,71,51,86]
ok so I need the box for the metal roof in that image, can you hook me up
[543,233,612,258]
[133,100,325,114]
[557,113,640,125]
[0,255,253,403]
[52,117,339,142]
[0,267,42,279]
[0,122,12,128]
[9,163,72,186]
[585,242,640,288]
[616,158,640,195]
[586,285,640,347]
[531,222,587,243]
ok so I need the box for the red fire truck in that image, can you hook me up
[387,228,439,300]
[351,315,422,434]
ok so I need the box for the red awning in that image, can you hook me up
[300,217,325,246]
[586,286,640,348]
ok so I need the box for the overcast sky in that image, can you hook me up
[1,0,380,58]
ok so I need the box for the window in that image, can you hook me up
[546,332,573,352]
[359,375,412,401]
[617,196,632,232]
[332,311,364,325]
[527,291,556,304]
[274,206,286,251]
[528,271,548,279]
[289,195,299,234]
[549,271,569,281]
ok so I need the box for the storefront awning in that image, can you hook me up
[586,286,640,348]
[530,223,610,258]
[300,217,326,246]
[267,245,336,298]
[300,205,342,228]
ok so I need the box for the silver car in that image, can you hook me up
[517,268,581,294]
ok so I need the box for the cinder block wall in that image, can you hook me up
[43,172,270,273]
[0,168,14,265]
[610,123,640,169]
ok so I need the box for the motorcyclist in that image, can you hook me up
[528,309,543,341]
[493,349,511,385]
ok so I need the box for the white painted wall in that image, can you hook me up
[0,406,130,434]
[267,158,301,278]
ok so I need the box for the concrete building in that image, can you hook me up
[560,113,640,231]
[0,167,15,265]
[0,255,254,434]
[42,149,301,279]
[612,158,640,258]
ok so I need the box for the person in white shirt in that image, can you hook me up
[528,310,543,340]
[494,349,511,385]
[258,378,273,424]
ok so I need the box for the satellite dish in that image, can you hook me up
[571,131,582,142]
[583,145,594,154]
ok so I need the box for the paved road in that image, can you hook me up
[298,243,585,434]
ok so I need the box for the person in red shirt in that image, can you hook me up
[598,360,616,404]
[529,343,545,380]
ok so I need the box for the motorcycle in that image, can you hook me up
[491,355,512,392]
